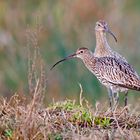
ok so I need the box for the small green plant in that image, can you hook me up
[48,133,63,140]
[94,117,111,128]
[49,100,79,111]
[4,129,13,138]
[54,133,63,140]
[101,117,110,127]
[71,107,93,126]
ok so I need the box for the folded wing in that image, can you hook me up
[95,57,140,91]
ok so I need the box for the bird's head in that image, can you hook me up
[75,47,92,59]
[50,47,92,70]
[95,20,117,42]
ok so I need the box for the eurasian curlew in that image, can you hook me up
[51,48,140,107]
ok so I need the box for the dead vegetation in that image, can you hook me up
[0,92,140,140]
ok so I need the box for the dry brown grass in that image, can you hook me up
[0,92,140,140]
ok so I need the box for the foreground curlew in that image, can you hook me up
[94,20,139,106]
[51,48,140,107]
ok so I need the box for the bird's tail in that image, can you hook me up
[117,83,140,91]
[108,81,140,91]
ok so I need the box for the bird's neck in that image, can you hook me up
[94,31,111,57]
[82,52,96,70]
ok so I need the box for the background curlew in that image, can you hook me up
[94,20,139,106]
[51,48,140,107]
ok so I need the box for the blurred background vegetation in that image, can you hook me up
[0,0,140,105]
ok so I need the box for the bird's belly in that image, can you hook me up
[95,73,128,93]
[111,85,128,93]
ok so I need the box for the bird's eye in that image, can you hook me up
[98,24,101,27]
[80,50,84,53]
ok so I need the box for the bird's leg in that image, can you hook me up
[124,91,128,106]
[113,92,119,106]
[107,88,113,108]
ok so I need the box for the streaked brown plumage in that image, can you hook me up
[76,48,140,92]
[51,48,140,106]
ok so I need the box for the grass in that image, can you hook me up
[0,92,140,139]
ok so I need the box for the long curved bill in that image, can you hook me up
[106,29,117,42]
[50,53,76,70]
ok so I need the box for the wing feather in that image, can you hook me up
[94,57,140,91]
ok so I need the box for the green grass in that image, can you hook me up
[49,99,93,127]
